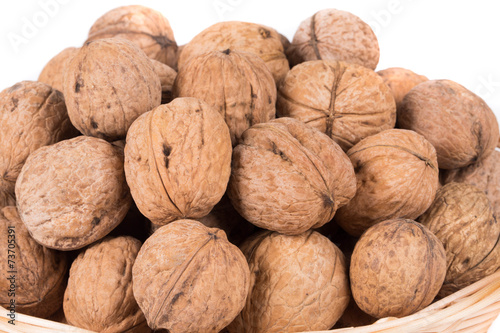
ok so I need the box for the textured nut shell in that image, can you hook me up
[0,81,77,207]
[377,67,428,110]
[398,79,499,169]
[64,38,161,141]
[277,60,396,151]
[0,206,67,318]
[124,98,232,225]
[64,236,148,333]
[228,230,350,333]
[15,136,132,250]
[178,21,289,83]
[350,219,446,318]
[149,58,177,104]
[286,9,379,69]
[38,47,79,92]
[133,220,250,332]
[335,129,439,237]
[419,182,500,297]
[174,49,276,145]
[86,5,178,69]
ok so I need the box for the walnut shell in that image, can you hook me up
[64,38,161,141]
[38,47,79,93]
[228,230,350,333]
[86,5,178,69]
[334,129,439,237]
[178,21,289,83]
[286,9,379,69]
[377,67,428,111]
[228,117,356,235]
[0,81,77,207]
[419,182,500,297]
[132,219,250,332]
[149,58,177,104]
[15,136,132,250]
[350,219,446,318]
[277,60,396,151]
[398,79,499,169]
[174,49,277,145]
[124,97,232,225]
[0,206,67,318]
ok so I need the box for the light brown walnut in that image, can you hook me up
[38,47,79,93]
[377,67,428,111]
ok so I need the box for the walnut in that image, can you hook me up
[377,67,428,111]
[124,98,232,226]
[0,206,67,318]
[286,9,379,69]
[277,60,396,151]
[228,230,350,332]
[419,182,500,297]
[334,129,439,237]
[228,117,356,235]
[15,136,132,250]
[149,58,177,104]
[64,38,161,141]
[350,219,446,318]
[86,5,178,69]
[132,219,250,332]
[173,49,276,145]
[0,81,77,207]
[398,79,499,169]
[38,47,79,93]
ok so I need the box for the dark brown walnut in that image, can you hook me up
[228,230,349,333]
[133,220,250,332]
[38,47,79,93]
[64,38,161,141]
[0,81,77,207]
[334,129,439,237]
[0,206,67,318]
[277,60,396,151]
[149,59,177,104]
[86,5,178,69]
[228,117,356,235]
[64,236,149,333]
[377,67,428,111]
[286,9,379,69]
[124,98,232,225]
[350,219,446,318]
[398,79,499,169]
[174,49,276,145]
[419,182,500,297]
[178,21,289,83]
[15,136,132,250]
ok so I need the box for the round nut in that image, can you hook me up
[38,47,79,93]
[377,67,428,111]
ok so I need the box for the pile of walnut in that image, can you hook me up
[1,5,500,333]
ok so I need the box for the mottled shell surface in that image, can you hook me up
[149,59,176,104]
[377,67,428,110]
[38,47,79,93]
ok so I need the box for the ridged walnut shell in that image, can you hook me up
[350,219,446,318]
[286,9,379,69]
[228,117,356,235]
[38,47,79,93]
[124,98,232,225]
[398,79,499,169]
[0,206,67,318]
[228,230,350,333]
[174,49,276,145]
[149,59,176,104]
[419,182,500,297]
[277,60,396,151]
[64,38,161,141]
[133,220,250,332]
[377,67,428,111]
[15,136,132,250]
[335,129,439,237]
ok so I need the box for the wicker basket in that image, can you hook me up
[1,270,499,333]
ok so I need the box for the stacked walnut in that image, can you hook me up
[1,5,499,333]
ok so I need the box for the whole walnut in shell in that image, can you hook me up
[174,49,276,145]
[377,67,428,111]
[334,129,439,237]
[38,47,79,92]
[64,38,161,141]
[286,9,379,69]
[0,206,67,318]
[64,236,149,332]
[419,182,500,297]
[124,98,232,225]
[133,220,250,332]
[149,59,177,104]
[228,230,350,333]
[15,136,132,250]
[228,117,356,235]
[277,60,396,151]
[350,219,446,318]
[398,79,499,169]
